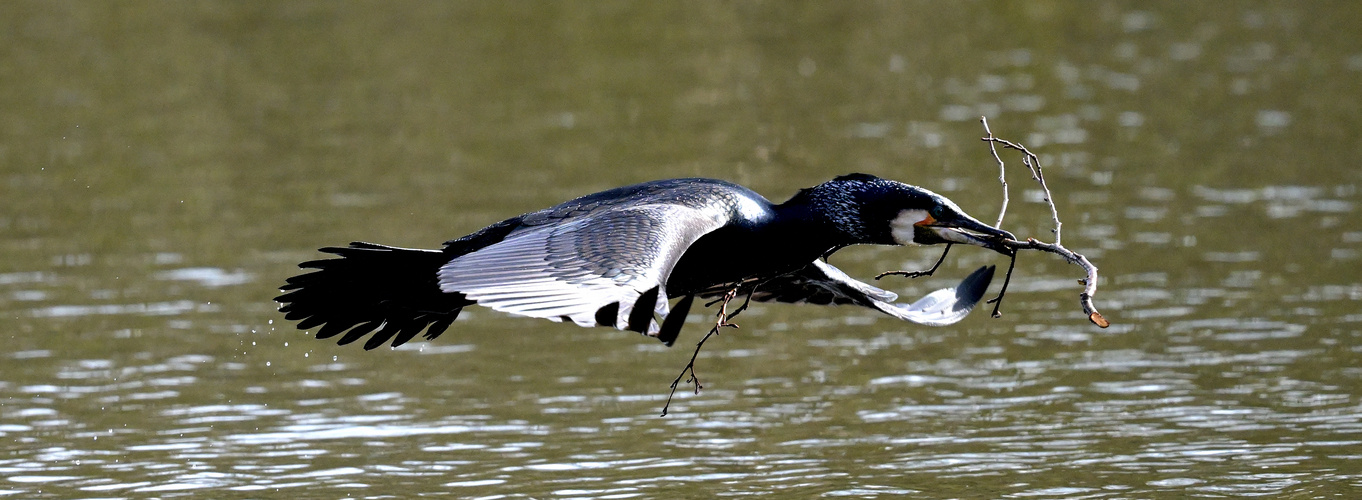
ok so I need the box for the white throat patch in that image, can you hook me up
[890,209,931,245]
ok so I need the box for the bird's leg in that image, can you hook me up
[875,244,953,280]
[661,285,742,417]
[985,250,1019,318]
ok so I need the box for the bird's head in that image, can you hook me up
[801,173,1016,255]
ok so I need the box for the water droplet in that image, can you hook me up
[1256,109,1291,128]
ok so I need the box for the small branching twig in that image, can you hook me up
[661,285,745,416]
[979,117,1108,327]
[984,251,1018,318]
[982,116,1010,228]
[981,123,1063,245]
[874,244,952,280]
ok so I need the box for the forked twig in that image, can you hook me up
[980,118,1060,243]
[874,243,952,280]
[984,250,1018,318]
[979,117,1108,327]
[661,285,748,416]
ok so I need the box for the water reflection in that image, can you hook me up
[2,327,1359,497]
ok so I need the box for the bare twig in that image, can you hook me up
[981,133,1063,245]
[661,285,744,416]
[874,243,952,280]
[984,251,1018,318]
[998,238,1108,327]
[981,117,1010,228]
[979,117,1107,327]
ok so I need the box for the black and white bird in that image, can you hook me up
[276,173,1015,350]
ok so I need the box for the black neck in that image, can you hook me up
[665,195,877,297]
[772,186,892,248]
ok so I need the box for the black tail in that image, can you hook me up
[275,242,470,350]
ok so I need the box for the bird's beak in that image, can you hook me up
[920,213,1016,256]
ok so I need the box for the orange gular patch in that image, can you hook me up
[915,214,937,226]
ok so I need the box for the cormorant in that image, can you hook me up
[276,173,1015,350]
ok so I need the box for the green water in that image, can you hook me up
[3,2,1361,498]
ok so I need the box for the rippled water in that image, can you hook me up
[4,2,1362,498]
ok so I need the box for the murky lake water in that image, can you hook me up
[4,2,1362,498]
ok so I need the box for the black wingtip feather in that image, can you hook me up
[348,241,390,250]
[656,294,694,346]
[422,313,457,341]
[595,302,620,328]
[277,242,471,350]
[627,286,660,334]
[363,321,406,350]
[953,265,996,312]
[313,320,358,340]
[296,315,326,330]
[336,321,382,345]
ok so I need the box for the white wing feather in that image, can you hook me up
[743,260,994,327]
[437,204,725,335]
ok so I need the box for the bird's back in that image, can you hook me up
[521,178,769,226]
[443,178,773,257]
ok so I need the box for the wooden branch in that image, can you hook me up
[978,117,1108,328]
[984,251,1018,318]
[874,243,952,280]
[981,135,1063,245]
[661,285,745,416]
[999,238,1109,327]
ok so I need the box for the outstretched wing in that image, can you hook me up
[712,261,995,326]
[437,204,727,336]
